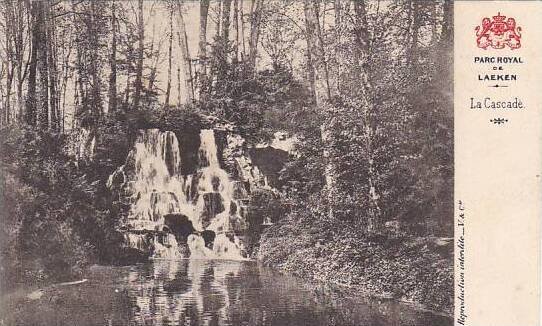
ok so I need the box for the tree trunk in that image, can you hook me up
[16,1,28,122]
[303,0,330,105]
[165,8,173,107]
[34,1,49,129]
[60,44,71,132]
[74,41,83,125]
[3,0,26,124]
[240,0,246,60]
[25,1,39,126]
[215,0,222,38]
[440,0,453,46]
[133,0,144,108]
[46,3,59,131]
[3,4,14,126]
[176,65,182,105]
[146,21,161,94]
[198,0,210,98]
[124,75,130,106]
[108,0,118,113]
[333,0,343,94]
[247,0,263,72]
[233,0,239,61]
[304,0,337,219]
[4,66,14,126]
[305,47,315,100]
[91,1,103,120]
[176,2,194,103]
[353,0,382,233]
[221,0,232,43]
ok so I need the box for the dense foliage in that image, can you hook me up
[0,126,118,288]
[259,214,453,314]
[0,0,452,314]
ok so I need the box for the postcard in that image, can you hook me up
[0,1,540,326]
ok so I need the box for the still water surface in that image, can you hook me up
[3,260,452,326]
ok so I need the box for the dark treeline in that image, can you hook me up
[1,0,452,309]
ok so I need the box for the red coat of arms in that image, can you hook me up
[475,13,522,50]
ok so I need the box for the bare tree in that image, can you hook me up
[165,7,173,107]
[133,0,144,108]
[147,23,165,95]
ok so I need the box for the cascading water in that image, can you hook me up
[109,128,248,260]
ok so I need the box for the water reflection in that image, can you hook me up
[127,260,242,326]
[2,260,452,326]
[124,260,451,326]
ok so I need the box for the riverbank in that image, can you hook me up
[257,219,454,316]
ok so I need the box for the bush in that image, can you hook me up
[0,124,125,289]
[258,209,453,315]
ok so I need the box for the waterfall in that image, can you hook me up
[110,128,248,260]
[125,233,149,251]
[153,234,183,260]
[198,129,220,167]
[122,129,189,231]
[187,233,246,260]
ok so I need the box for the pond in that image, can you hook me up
[2,260,452,326]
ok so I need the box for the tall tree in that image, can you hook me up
[407,0,421,67]
[32,0,49,129]
[25,1,38,126]
[0,1,30,124]
[72,1,107,127]
[15,1,30,122]
[221,0,232,43]
[233,0,240,61]
[440,0,453,48]
[46,1,60,130]
[2,1,15,125]
[239,0,246,60]
[165,7,173,107]
[133,0,144,108]
[247,0,263,72]
[108,0,118,113]
[352,0,382,232]
[176,2,194,102]
[303,0,331,105]
[198,0,210,98]
[146,23,165,95]
[304,0,337,219]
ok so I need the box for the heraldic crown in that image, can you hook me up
[475,12,522,50]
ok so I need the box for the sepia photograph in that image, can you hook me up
[0,1,453,325]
